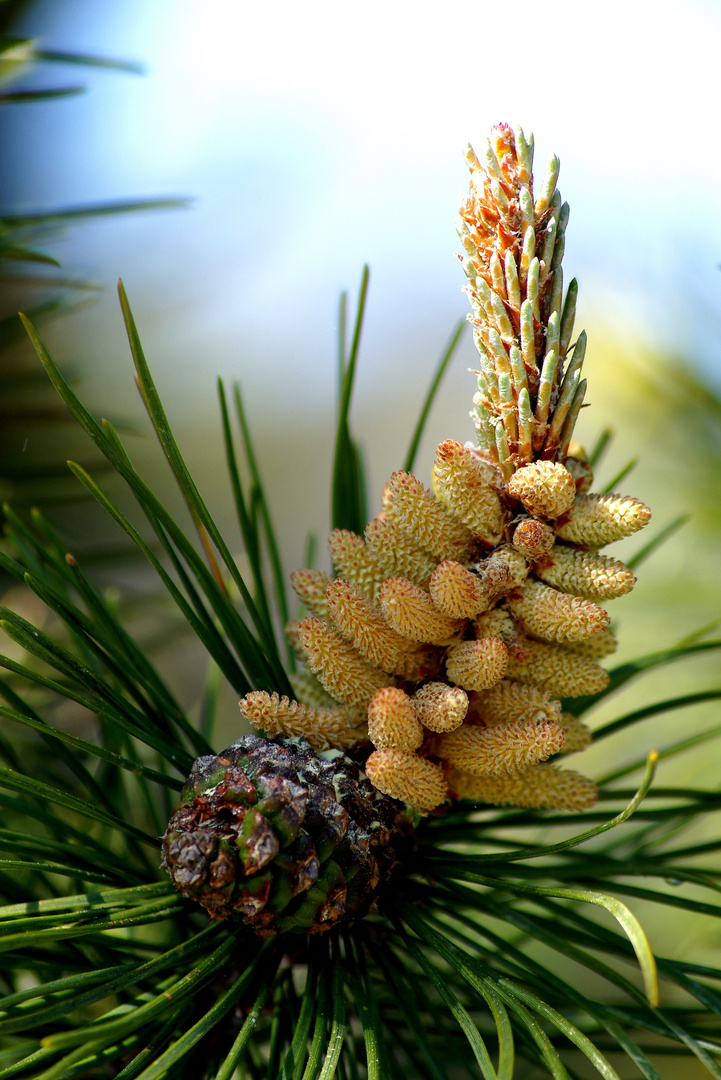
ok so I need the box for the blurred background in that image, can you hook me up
[1,0,720,796]
[1,7,721,1066]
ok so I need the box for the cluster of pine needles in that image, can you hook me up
[0,266,716,1079]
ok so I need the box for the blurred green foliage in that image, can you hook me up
[0,11,185,523]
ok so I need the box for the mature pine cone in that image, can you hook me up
[161,735,416,936]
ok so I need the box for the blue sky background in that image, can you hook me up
[7,0,721,386]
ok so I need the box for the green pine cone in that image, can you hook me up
[161,734,416,935]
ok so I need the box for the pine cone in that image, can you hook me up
[161,734,415,936]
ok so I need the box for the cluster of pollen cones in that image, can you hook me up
[239,124,651,816]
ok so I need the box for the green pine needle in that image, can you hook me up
[0,282,719,1079]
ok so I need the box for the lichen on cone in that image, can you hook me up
[166,123,652,933]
